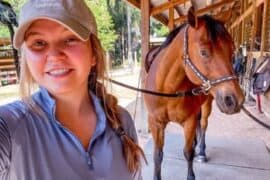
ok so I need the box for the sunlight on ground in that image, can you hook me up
[0,84,20,105]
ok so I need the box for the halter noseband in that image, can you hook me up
[183,25,238,95]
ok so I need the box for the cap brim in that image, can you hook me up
[14,16,90,49]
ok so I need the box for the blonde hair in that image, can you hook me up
[19,34,146,172]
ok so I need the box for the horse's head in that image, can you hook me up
[183,7,244,114]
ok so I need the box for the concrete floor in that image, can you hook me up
[125,97,270,180]
[141,134,270,180]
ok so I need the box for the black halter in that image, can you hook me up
[182,25,238,95]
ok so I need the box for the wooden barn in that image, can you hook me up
[124,0,270,117]
[0,38,17,86]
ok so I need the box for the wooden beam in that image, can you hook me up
[174,0,234,24]
[141,0,150,65]
[125,0,168,25]
[153,14,169,25]
[261,0,268,54]
[151,0,189,16]
[0,58,14,64]
[196,0,234,16]
[174,6,182,17]
[168,7,175,30]
[229,0,263,30]
[139,0,149,133]
[250,1,258,51]
[230,5,252,29]
[0,38,11,46]
[125,0,140,9]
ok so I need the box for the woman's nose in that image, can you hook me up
[46,48,66,62]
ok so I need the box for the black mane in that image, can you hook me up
[150,15,231,60]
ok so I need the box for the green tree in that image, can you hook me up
[106,0,142,64]
[106,0,127,63]
[86,0,117,51]
[150,20,169,37]
[0,26,9,37]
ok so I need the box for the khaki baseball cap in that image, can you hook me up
[14,0,97,49]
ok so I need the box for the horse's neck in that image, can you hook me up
[154,33,192,92]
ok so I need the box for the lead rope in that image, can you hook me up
[133,69,142,122]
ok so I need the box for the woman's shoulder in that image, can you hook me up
[0,100,28,130]
[0,100,28,118]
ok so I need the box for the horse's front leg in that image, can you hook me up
[183,116,197,180]
[149,116,166,180]
[195,96,213,162]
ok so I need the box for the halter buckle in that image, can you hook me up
[191,87,207,95]
[202,80,211,92]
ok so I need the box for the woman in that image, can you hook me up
[0,0,145,179]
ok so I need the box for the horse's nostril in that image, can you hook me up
[224,95,235,107]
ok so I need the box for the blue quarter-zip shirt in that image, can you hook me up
[0,88,141,180]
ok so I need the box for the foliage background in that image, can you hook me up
[1,0,169,65]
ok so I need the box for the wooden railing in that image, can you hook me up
[0,49,17,86]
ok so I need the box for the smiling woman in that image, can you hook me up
[0,0,145,180]
[23,19,94,97]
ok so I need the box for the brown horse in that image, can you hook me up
[143,8,244,180]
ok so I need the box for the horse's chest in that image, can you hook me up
[169,99,201,117]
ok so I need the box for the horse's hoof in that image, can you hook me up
[195,155,208,163]
[187,175,195,180]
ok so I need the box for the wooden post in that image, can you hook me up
[250,1,257,51]
[141,0,150,65]
[138,0,150,134]
[168,6,175,31]
[260,0,268,55]
[240,0,247,45]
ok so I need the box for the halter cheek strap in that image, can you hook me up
[183,25,238,95]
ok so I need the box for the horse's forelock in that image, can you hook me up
[201,15,232,44]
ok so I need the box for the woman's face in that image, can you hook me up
[23,19,95,96]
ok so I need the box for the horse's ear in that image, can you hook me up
[187,6,198,28]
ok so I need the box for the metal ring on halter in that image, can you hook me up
[202,80,211,91]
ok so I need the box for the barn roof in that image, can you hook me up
[123,0,240,25]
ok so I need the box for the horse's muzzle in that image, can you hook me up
[216,91,243,114]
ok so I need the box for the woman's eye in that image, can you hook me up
[29,40,47,50]
[65,37,79,45]
[200,49,209,58]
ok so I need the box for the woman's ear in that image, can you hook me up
[187,6,198,28]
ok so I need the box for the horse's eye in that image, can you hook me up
[200,49,209,58]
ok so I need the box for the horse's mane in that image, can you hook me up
[148,15,231,61]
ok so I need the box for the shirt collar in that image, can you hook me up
[32,87,107,140]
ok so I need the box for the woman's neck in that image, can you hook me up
[53,88,93,124]
[52,88,97,150]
